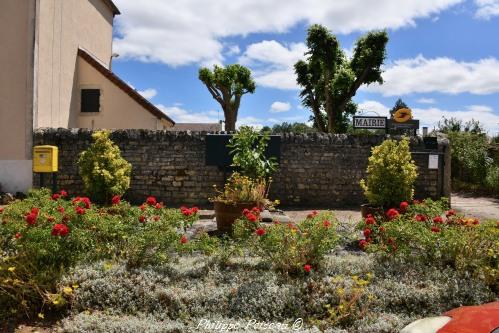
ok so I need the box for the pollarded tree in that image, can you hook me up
[199,64,256,131]
[295,24,388,133]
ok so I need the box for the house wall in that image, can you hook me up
[0,0,36,193]
[33,129,451,207]
[74,58,167,130]
[35,0,114,129]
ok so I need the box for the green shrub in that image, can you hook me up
[360,137,418,207]
[0,190,200,320]
[78,130,132,204]
[228,126,277,180]
[357,200,499,291]
[234,210,338,274]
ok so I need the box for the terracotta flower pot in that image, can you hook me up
[214,201,258,234]
[360,204,384,218]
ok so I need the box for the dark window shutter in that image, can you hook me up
[81,89,101,113]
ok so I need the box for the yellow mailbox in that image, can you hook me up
[33,145,58,173]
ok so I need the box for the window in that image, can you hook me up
[81,89,101,113]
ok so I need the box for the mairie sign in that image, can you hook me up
[353,116,387,129]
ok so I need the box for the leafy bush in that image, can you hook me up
[357,199,499,291]
[78,130,132,203]
[210,173,268,205]
[234,210,339,274]
[0,190,199,320]
[228,126,277,180]
[360,137,418,207]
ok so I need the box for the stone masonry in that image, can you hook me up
[33,128,450,207]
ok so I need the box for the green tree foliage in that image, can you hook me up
[78,131,132,203]
[270,122,316,134]
[389,98,408,118]
[360,138,418,207]
[199,65,256,131]
[295,24,388,133]
[437,117,484,134]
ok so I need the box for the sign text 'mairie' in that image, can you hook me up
[353,116,387,129]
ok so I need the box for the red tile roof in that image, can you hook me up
[77,48,175,125]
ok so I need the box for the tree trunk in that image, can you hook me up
[223,105,236,132]
[324,70,335,133]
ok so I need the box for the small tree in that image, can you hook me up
[389,98,408,118]
[199,64,256,131]
[78,131,132,203]
[295,24,388,133]
[360,138,418,207]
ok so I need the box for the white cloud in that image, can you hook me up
[358,100,390,116]
[367,55,499,96]
[156,105,220,123]
[113,0,462,67]
[417,98,436,104]
[237,116,264,129]
[475,0,499,19]
[239,40,307,89]
[270,101,292,113]
[358,100,499,134]
[226,45,241,57]
[138,88,157,99]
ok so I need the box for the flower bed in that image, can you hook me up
[1,191,497,332]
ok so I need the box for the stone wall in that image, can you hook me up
[33,128,450,207]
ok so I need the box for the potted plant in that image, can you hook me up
[211,127,277,233]
[359,137,418,217]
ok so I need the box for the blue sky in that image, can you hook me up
[111,0,499,135]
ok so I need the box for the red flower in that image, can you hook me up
[445,209,455,217]
[192,207,199,214]
[307,210,318,219]
[323,220,331,228]
[472,219,480,225]
[57,206,65,214]
[180,234,188,244]
[155,203,162,209]
[153,215,160,222]
[252,207,261,213]
[111,195,121,205]
[139,215,146,223]
[415,214,427,222]
[363,228,372,238]
[75,206,86,215]
[25,213,37,225]
[365,215,376,225]
[303,264,312,273]
[246,213,257,222]
[431,226,441,233]
[386,208,399,220]
[399,201,409,213]
[15,232,21,239]
[81,197,91,209]
[379,226,386,232]
[146,196,157,206]
[413,199,421,205]
[31,207,40,216]
[242,208,250,215]
[359,239,368,250]
[72,196,81,204]
[433,216,444,224]
[387,237,395,245]
[255,228,266,236]
[59,190,68,198]
[52,193,60,200]
[0,207,4,213]
[51,223,69,237]
[139,204,146,211]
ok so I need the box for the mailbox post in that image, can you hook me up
[33,145,59,192]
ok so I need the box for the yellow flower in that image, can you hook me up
[7,266,15,272]
[38,313,44,319]
[72,284,79,289]
[63,287,73,295]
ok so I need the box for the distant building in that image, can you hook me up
[167,123,223,132]
[0,0,175,192]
